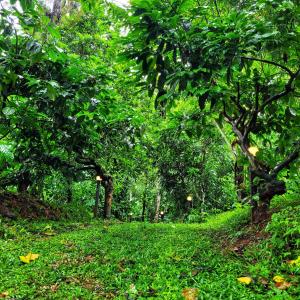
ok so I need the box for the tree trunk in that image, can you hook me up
[103,176,113,219]
[93,180,101,218]
[51,0,62,23]
[66,177,72,203]
[141,196,146,222]
[154,190,161,223]
[18,181,30,193]
[201,187,205,213]
[234,162,247,201]
[251,176,286,223]
[17,171,31,193]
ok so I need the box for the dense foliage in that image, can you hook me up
[0,0,299,299]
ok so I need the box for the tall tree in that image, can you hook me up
[124,0,300,222]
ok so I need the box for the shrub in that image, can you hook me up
[266,205,300,256]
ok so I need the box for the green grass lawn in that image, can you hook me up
[0,209,298,299]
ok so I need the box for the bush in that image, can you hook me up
[186,209,208,223]
[266,205,300,256]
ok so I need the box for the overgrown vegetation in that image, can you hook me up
[0,0,299,298]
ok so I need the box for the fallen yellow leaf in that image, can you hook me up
[19,252,39,264]
[287,256,300,266]
[237,277,252,284]
[19,255,31,264]
[273,275,285,283]
[248,146,259,156]
[29,253,39,260]
[182,288,199,300]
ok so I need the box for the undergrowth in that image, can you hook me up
[0,207,299,299]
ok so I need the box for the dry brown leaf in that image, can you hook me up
[84,255,94,262]
[182,288,199,300]
[50,284,59,292]
[0,292,9,298]
[275,281,292,290]
[259,278,268,285]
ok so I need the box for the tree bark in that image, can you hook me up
[251,178,286,223]
[141,197,146,222]
[17,171,31,193]
[51,0,62,23]
[234,162,247,201]
[103,176,113,219]
[154,189,161,223]
[66,177,72,203]
[93,180,101,218]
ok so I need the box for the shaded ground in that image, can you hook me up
[0,209,298,299]
[0,192,61,220]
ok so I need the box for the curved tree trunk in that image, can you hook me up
[251,178,286,223]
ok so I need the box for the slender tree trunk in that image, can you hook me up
[141,197,146,222]
[234,162,247,201]
[201,186,205,213]
[103,176,113,219]
[66,177,72,203]
[154,186,161,223]
[213,120,247,201]
[93,180,101,218]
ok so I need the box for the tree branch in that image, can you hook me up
[259,68,300,112]
[241,56,294,77]
[271,143,300,177]
[222,100,233,122]
[214,0,221,17]
[243,80,259,139]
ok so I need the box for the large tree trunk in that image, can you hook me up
[103,176,113,219]
[251,173,286,223]
[51,0,62,23]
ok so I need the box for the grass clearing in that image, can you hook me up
[0,208,299,299]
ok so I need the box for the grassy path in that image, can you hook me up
[0,209,294,299]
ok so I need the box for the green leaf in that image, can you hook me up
[2,107,15,116]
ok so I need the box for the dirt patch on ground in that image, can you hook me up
[0,192,61,220]
[222,223,270,256]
